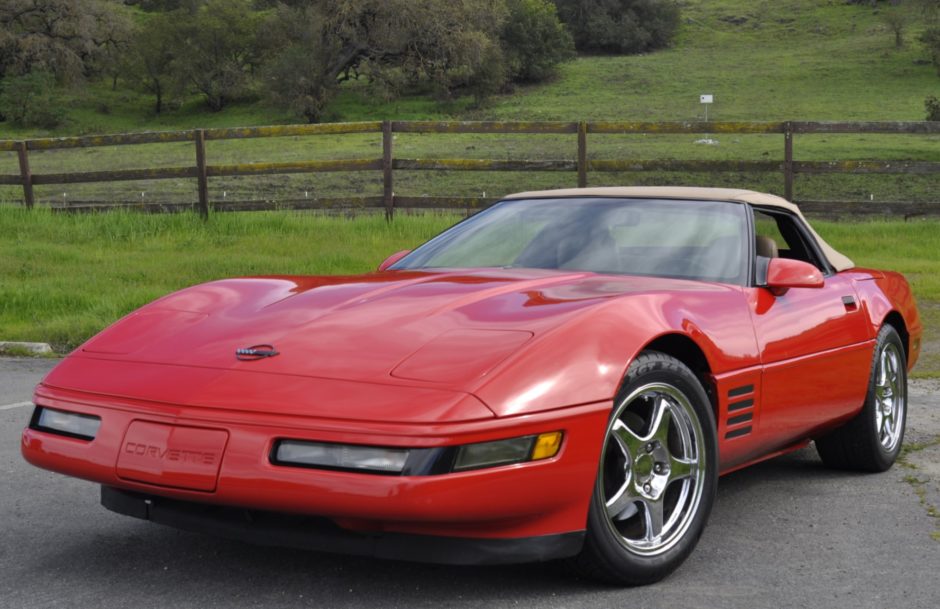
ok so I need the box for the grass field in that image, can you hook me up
[0,0,938,207]
[0,206,937,376]
[0,207,454,349]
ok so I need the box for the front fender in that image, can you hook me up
[473,286,760,417]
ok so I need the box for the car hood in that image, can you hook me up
[77,268,720,383]
[47,268,729,419]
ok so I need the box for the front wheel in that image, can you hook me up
[569,351,717,585]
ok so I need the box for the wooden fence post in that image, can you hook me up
[16,141,34,208]
[577,122,588,188]
[784,121,794,201]
[383,120,394,220]
[194,129,209,220]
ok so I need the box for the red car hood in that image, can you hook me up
[44,268,723,420]
[77,268,625,380]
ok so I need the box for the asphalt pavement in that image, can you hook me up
[2,356,938,609]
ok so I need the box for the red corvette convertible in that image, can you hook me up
[22,187,920,584]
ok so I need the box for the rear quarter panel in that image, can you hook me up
[851,269,922,370]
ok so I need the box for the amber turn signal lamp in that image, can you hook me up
[531,431,563,461]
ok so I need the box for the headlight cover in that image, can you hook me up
[272,431,563,476]
[274,440,410,474]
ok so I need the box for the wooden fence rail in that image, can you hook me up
[2,120,938,217]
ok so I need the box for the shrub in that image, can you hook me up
[0,72,67,128]
[553,0,681,54]
[503,0,575,83]
[926,96,940,121]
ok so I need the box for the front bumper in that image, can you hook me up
[101,486,585,565]
[22,384,610,542]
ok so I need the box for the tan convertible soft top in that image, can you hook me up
[503,186,854,272]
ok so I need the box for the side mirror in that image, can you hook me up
[377,250,411,271]
[764,258,824,296]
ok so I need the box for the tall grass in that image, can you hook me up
[0,206,458,349]
[818,219,940,301]
[1,206,936,375]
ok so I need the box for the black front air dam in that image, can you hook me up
[100,486,584,565]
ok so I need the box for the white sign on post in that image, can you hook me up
[700,94,714,120]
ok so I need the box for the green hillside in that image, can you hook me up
[2,1,937,203]
[0,0,936,207]
[487,0,938,121]
[0,0,936,138]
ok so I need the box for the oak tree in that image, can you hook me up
[0,0,133,83]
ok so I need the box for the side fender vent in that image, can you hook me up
[725,385,755,440]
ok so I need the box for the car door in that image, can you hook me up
[745,207,873,452]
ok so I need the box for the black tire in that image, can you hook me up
[568,351,718,585]
[815,325,907,472]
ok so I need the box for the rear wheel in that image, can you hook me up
[569,351,717,585]
[815,325,907,472]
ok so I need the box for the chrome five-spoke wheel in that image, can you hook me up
[601,383,707,556]
[571,351,717,586]
[816,324,908,472]
[874,341,905,453]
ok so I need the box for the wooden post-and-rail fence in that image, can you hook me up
[1,120,938,218]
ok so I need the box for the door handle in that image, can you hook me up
[841,295,858,312]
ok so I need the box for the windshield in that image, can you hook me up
[393,197,748,284]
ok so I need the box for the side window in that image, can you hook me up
[752,209,827,272]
